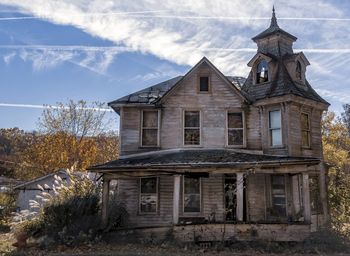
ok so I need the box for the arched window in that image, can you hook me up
[296,61,302,80]
[256,60,269,84]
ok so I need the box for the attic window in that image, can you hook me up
[199,76,209,92]
[296,61,302,81]
[256,60,269,84]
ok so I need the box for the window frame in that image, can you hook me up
[300,112,311,148]
[256,59,269,84]
[197,74,211,93]
[269,109,283,147]
[183,110,201,146]
[139,177,159,214]
[270,174,287,218]
[183,176,202,214]
[226,110,246,148]
[140,109,160,148]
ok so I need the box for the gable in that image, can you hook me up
[159,57,248,106]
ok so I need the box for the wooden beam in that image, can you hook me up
[102,177,110,227]
[173,175,181,225]
[236,173,244,222]
[302,173,311,223]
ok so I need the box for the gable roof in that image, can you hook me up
[14,169,67,190]
[252,7,297,42]
[241,55,329,105]
[108,57,248,111]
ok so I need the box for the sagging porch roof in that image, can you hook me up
[89,149,320,172]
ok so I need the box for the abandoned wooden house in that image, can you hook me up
[90,8,330,241]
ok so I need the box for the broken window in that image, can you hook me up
[140,177,158,213]
[269,110,282,146]
[184,177,201,212]
[199,76,209,92]
[296,61,302,80]
[271,175,286,217]
[225,176,236,221]
[141,110,159,146]
[227,112,244,146]
[301,112,310,148]
[309,175,322,214]
[184,111,200,145]
[256,60,269,84]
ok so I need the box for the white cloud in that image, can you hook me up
[3,51,16,64]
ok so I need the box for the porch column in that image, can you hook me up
[302,173,311,223]
[236,173,244,222]
[102,176,110,227]
[173,175,181,225]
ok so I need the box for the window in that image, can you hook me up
[269,110,282,146]
[301,113,310,148]
[184,111,200,145]
[140,177,158,213]
[256,60,269,84]
[271,175,286,217]
[199,76,209,92]
[296,61,302,80]
[227,112,244,146]
[309,175,322,214]
[183,177,201,212]
[141,110,159,146]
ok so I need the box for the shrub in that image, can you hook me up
[106,194,129,231]
[19,169,102,245]
[0,191,16,220]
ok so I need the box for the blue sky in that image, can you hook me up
[0,0,350,131]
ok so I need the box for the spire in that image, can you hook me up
[270,5,279,28]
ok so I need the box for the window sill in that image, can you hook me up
[139,146,161,149]
[226,145,246,148]
[182,145,202,148]
[137,212,159,216]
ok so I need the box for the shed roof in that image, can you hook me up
[89,149,320,171]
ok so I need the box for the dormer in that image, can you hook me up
[284,52,310,85]
[247,53,276,85]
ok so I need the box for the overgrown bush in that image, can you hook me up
[106,194,129,231]
[0,191,16,220]
[19,169,101,245]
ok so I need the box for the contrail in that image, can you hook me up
[0,103,113,112]
[0,45,350,54]
[1,14,350,22]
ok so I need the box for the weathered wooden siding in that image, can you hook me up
[246,174,266,222]
[117,175,173,227]
[161,62,244,149]
[119,107,140,156]
[246,106,262,149]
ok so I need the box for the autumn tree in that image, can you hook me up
[322,111,350,237]
[18,100,118,179]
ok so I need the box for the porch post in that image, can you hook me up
[102,176,110,227]
[236,173,244,222]
[302,173,311,223]
[173,175,181,225]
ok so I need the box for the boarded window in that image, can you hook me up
[142,110,158,146]
[269,110,282,146]
[228,112,244,146]
[184,111,200,145]
[184,177,201,212]
[256,60,269,84]
[310,175,322,214]
[271,175,286,217]
[199,76,209,92]
[301,113,310,147]
[140,177,158,213]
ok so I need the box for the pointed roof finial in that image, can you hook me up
[270,5,279,28]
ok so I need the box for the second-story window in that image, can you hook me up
[269,110,282,146]
[199,76,209,92]
[184,111,200,145]
[141,110,159,147]
[227,112,244,146]
[301,112,310,147]
[256,60,269,84]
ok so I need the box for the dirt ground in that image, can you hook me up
[2,231,350,256]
